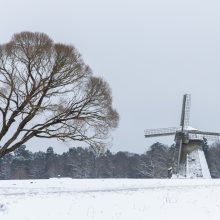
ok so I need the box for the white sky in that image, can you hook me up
[1,0,220,153]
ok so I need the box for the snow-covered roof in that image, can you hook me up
[184,126,198,131]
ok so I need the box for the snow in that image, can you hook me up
[1,178,220,220]
[198,149,211,178]
[184,126,198,131]
[186,149,203,178]
[186,149,211,178]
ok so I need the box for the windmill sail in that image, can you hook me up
[180,94,191,129]
[144,127,179,138]
[188,130,220,141]
[177,94,191,173]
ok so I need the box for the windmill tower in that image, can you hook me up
[144,94,220,178]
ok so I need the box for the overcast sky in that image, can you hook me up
[1,0,220,153]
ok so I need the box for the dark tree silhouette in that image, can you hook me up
[1,142,219,180]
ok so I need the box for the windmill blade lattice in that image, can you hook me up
[188,130,220,141]
[180,94,191,128]
[144,127,179,138]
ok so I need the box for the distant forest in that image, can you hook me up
[0,142,220,179]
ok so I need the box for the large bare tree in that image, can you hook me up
[0,32,119,157]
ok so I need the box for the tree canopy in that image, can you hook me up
[0,32,119,157]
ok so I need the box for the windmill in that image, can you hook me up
[144,94,220,177]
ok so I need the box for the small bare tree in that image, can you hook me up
[0,32,119,157]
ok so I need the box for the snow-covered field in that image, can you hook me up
[0,178,220,220]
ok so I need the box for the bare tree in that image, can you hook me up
[0,32,119,157]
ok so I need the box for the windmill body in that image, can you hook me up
[145,94,220,178]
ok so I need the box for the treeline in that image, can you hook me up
[206,142,220,178]
[0,142,219,179]
[0,143,174,179]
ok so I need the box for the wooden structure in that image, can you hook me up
[144,94,220,177]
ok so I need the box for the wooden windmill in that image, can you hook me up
[144,94,220,177]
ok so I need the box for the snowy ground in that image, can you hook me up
[0,178,220,220]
